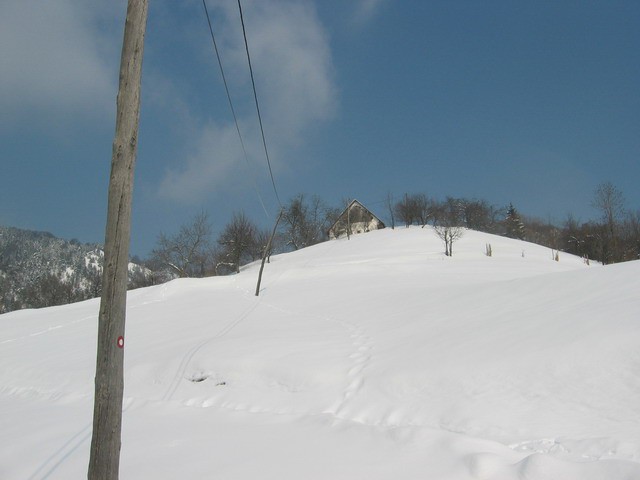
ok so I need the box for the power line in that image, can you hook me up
[201,0,270,219]
[237,0,282,208]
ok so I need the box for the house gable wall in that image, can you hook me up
[328,200,385,239]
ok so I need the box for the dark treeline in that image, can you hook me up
[0,226,150,313]
[523,182,639,265]
[1,183,637,313]
[387,182,638,265]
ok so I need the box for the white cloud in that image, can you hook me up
[353,0,388,25]
[158,0,337,203]
[159,119,258,204]
[0,0,123,128]
[231,0,336,140]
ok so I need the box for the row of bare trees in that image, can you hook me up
[148,183,638,278]
[148,192,527,271]
[548,183,638,264]
[502,182,638,265]
[385,183,639,264]
[385,194,520,256]
[388,194,507,234]
[148,194,341,280]
[148,211,260,279]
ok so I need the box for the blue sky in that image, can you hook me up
[1,0,638,257]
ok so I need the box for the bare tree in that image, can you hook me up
[619,210,640,261]
[324,205,343,235]
[253,228,272,262]
[282,194,307,249]
[460,198,502,233]
[151,212,212,278]
[563,213,585,257]
[523,215,560,250]
[593,182,625,236]
[395,194,417,227]
[281,194,329,250]
[433,199,465,256]
[592,182,626,262]
[434,225,465,256]
[415,194,432,227]
[443,197,465,225]
[393,193,432,227]
[216,212,257,274]
[386,191,395,229]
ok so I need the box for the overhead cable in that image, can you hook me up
[201,0,270,219]
[237,0,282,208]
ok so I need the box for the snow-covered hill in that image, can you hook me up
[1,227,639,479]
[0,225,153,312]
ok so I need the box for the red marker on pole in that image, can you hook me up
[117,336,124,349]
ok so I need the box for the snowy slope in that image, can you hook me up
[1,227,639,479]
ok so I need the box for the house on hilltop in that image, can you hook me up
[328,199,385,240]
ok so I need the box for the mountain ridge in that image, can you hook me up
[0,225,150,313]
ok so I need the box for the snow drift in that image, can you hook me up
[1,227,639,479]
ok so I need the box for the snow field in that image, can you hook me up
[1,227,639,479]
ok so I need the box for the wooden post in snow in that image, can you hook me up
[88,1,147,478]
[255,209,283,296]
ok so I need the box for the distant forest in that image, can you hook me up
[1,182,637,314]
[0,227,149,314]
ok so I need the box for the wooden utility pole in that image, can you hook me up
[88,1,148,478]
[255,209,283,296]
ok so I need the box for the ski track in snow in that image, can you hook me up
[26,399,136,480]
[26,424,92,480]
[166,308,377,424]
[9,284,175,479]
[158,247,376,423]
[0,314,95,345]
[160,299,262,402]
[1,282,171,346]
